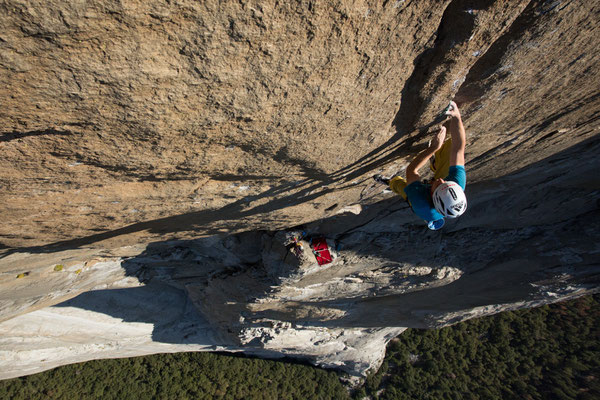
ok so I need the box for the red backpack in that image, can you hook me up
[310,237,333,266]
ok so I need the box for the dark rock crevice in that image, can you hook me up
[393,0,532,137]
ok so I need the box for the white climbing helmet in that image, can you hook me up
[432,181,467,218]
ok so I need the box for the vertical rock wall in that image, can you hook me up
[1,0,599,382]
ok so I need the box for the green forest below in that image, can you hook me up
[1,294,598,400]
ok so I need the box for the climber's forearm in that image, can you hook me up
[406,146,437,184]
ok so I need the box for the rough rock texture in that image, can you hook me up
[1,0,600,380]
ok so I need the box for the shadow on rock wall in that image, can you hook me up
[53,283,211,344]
[51,234,264,345]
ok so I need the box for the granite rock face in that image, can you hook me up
[1,0,599,380]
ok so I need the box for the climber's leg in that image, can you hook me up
[389,176,408,200]
[431,138,453,180]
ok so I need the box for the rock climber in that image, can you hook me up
[374,101,467,230]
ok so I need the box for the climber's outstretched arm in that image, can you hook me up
[406,127,446,184]
[446,101,466,166]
